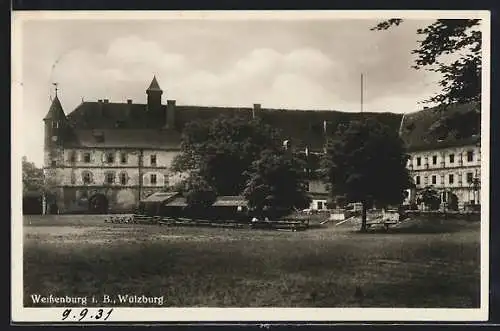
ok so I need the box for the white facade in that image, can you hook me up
[43,147,184,213]
[405,143,481,210]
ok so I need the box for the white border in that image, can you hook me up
[11,10,491,323]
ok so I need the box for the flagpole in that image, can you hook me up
[360,73,364,114]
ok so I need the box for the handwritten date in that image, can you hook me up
[61,308,114,321]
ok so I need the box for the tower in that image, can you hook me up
[146,76,163,121]
[43,85,68,167]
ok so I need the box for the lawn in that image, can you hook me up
[23,214,480,308]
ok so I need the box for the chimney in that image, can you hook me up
[127,99,132,104]
[252,103,261,119]
[166,99,176,129]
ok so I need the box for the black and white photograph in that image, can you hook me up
[11,10,490,322]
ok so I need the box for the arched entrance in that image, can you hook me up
[88,193,109,214]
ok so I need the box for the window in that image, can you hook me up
[120,173,127,185]
[69,151,76,163]
[431,175,437,185]
[106,172,115,184]
[106,152,115,164]
[416,157,421,166]
[317,201,324,210]
[51,160,56,167]
[150,174,157,185]
[467,172,473,184]
[467,150,474,162]
[449,174,454,184]
[82,171,92,184]
[83,152,91,163]
[449,154,455,163]
[432,155,437,165]
[70,173,76,184]
[150,155,157,166]
[120,153,127,164]
[415,176,420,185]
[52,122,58,129]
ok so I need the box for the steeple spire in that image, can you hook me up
[147,75,162,92]
[43,91,66,121]
[52,82,59,97]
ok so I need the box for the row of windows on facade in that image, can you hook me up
[78,172,160,185]
[410,150,476,168]
[64,152,159,165]
[414,171,478,186]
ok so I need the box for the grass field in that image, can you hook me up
[23,214,480,308]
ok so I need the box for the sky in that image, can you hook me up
[18,15,446,166]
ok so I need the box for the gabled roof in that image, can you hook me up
[43,95,67,121]
[212,196,247,207]
[163,195,248,207]
[399,102,480,152]
[165,196,188,207]
[140,192,178,203]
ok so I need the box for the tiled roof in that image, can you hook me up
[163,195,247,207]
[212,196,247,207]
[140,192,178,203]
[64,101,403,151]
[399,102,481,152]
[165,196,188,207]
[65,128,182,149]
[175,105,402,151]
[67,102,156,129]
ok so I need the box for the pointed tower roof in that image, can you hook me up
[43,95,67,121]
[147,76,162,92]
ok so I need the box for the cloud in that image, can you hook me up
[20,19,445,166]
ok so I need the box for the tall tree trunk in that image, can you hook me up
[360,200,367,232]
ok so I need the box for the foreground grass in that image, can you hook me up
[23,215,480,308]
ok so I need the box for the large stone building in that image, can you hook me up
[399,102,481,210]
[42,77,402,214]
[42,76,480,214]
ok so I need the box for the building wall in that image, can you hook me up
[406,144,481,209]
[44,147,183,213]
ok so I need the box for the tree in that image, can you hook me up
[321,119,412,232]
[22,156,45,194]
[243,149,311,219]
[416,186,441,210]
[182,172,217,209]
[371,19,482,107]
[171,115,282,196]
